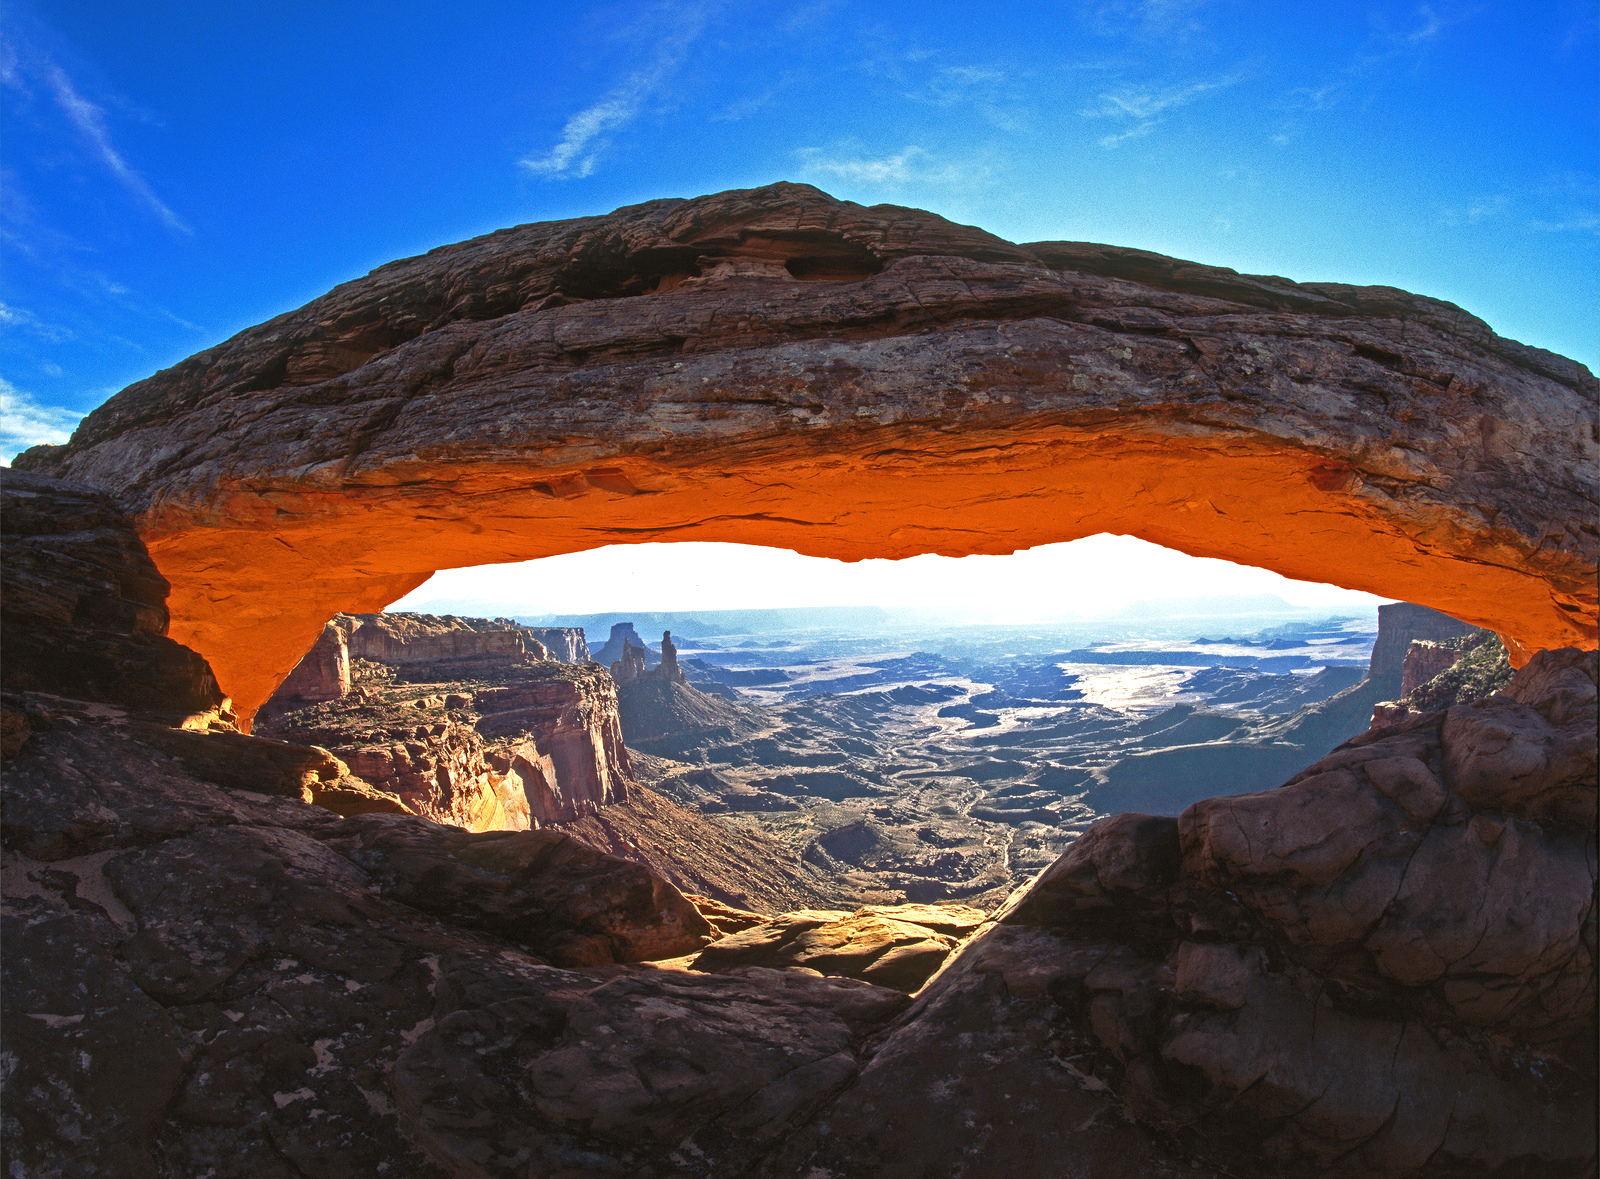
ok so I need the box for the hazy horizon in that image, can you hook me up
[385,533,1393,623]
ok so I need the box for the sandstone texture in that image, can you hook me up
[0,471,226,723]
[983,647,1598,1176]
[267,620,350,704]
[1372,629,1514,729]
[690,902,987,992]
[261,662,634,832]
[345,611,547,665]
[553,777,839,914]
[14,184,1594,723]
[592,621,657,668]
[3,478,810,1178]
[526,625,589,664]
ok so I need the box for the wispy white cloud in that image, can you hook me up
[714,72,801,122]
[1437,173,1600,235]
[520,5,713,178]
[1083,76,1237,120]
[795,144,993,189]
[1271,3,1474,132]
[1439,195,1510,226]
[1527,213,1600,233]
[0,302,75,342]
[1082,74,1240,146]
[1098,122,1158,147]
[916,65,1009,105]
[899,64,1030,131]
[1086,0,1213,40]
[31,57,191,234]
[0,377,83,463]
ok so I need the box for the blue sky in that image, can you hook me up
[2,0,1595,462]
[0,2,1593,618]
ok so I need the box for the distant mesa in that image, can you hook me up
[592,621,657,669]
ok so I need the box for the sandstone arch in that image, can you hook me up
[19,184,1596,725]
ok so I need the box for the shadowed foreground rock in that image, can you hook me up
[2,471,1593,1177]
[16,184,1595,723]
[767,650,1595,1176]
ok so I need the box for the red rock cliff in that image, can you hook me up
[261,664,632,832]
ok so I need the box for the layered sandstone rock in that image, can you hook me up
[267,619,350,704]
[14,185,1593,723]
[987,647,1598,1174]
[610,628,687,686]
[346,611,548,664]
[554,780,839,914]
[769,651,1596,1176]
[3,464,1596,1177]
[525,625,589,663]
[261,664,634,832]
[1372,630,1515,730]
[0,482,781,1177]
[592,621,655,668]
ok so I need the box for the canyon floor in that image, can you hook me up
[258,603,1459,916]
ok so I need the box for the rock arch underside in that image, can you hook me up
[20,182,1597,724]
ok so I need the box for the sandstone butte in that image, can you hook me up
[14,183,1597,727]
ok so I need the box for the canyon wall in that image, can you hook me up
[258,607,626,831]
[13,184,1594,723]
[345,612,547,664]
[524,626,589,663]
[268,620,350,703]
[262,661,633,833]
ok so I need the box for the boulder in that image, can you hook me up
[690,904,979,992]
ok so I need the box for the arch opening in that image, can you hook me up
[141,439,1591,729]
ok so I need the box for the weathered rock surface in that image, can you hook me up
[553,777,839,913]
[345,611,548,664]
[390,960,911,1179]
[979,646,1598,1175]
[616,674,772,756]
[525,625,589,664]
[319,815,713,966]
[2,487,824,1176]
[612,628,688,686]
[15,185,1593,722]
[266,619,350,704]
[261,659,635,831]
[690,903,986,992]
[4,451,1594,1178]
[1373,629,1513,729]
[591,621,656,668]
[0,471,226,723]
